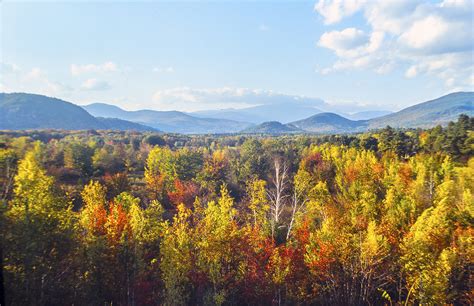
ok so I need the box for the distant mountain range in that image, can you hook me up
[0,93,155,131]
[83,103,251,134]
[0,92,472,134]
[346,110,393,121]
[191,100,392,123]
[243,92,473,134]
[191,103,323,124]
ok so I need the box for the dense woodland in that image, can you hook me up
[0,115,473,305]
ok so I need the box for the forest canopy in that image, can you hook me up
[1,115,473,305]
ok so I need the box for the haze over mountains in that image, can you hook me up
[84,103,250,134]
[191,101,323,124]
[0,92,472,134]
[191,100,393,124]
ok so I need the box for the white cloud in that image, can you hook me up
[400,15,448,50]
[151,87,327,112]
[314,0,474,90]
[0,63,73,96]
[364,0,421,35]
[398,15,471,54]
[81,78,111,91]
[318,28,368,56]
[71,61,118,76]
[153,66,174,73]
[314,0,366,24]
[318,28,384,58]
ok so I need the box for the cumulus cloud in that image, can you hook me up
[81,78,111,91]
[71,61,118,76]
[318,28,384,58]
[314,0,367,24]
[314,0,474,89]
[0,63,73,96]
[151,87,327,112]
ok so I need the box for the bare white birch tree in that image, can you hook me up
[286,187,309,240]
[267,157,290,239]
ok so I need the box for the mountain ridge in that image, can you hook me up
[368,92,474,129]
[242,92,473,134]
[290,113,367,134]
[0,93,156,131]
[84,103,252,134]
[1,91,472,134]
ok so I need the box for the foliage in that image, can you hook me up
[0,115,472,305]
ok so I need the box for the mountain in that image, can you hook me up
[242,121,303,134]
[368,92,473,129]
[83,103,130,119]
[84,103,252,134]
[290,113,367,133]
[287,92,473,133]
[192,102,322,124]
[96,117,156,131]
[347,110,393,120]
[0,93,156,131]
[2,91,471,134]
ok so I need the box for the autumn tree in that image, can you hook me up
[3,144,76,305]
[160,204,194,305]
[144,146,176,202]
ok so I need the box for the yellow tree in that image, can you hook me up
[78,180,111,303]
[195,185,241,305]
[198,150,230,196]
[144,146,176,202]
[160,204,193,305]
[4,144,75,305]
[246,178,269,230]
[80,180,108,236]
[401,177,459,304]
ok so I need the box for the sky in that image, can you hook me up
[1,0,473,112]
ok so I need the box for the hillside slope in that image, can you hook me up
[368,92,473,128]
[0,93,155,131]
[242,121,303,134]
[290,112,367,133]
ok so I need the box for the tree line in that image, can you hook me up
[0,115,472,305]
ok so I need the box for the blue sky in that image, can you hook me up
[1,0,473,112]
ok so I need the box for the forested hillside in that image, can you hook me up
[0,115,472,305]
[0,93,155,131]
